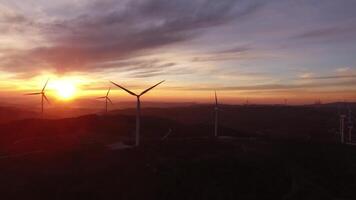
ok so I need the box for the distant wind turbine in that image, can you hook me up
[98,87,113,113]
[111,80,165,146]
[348,107,353,143]
[214,91,219,137]
[25,79,50,116]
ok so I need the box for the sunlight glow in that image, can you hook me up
[51,79,77,100]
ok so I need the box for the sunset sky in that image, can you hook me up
[1,0,356,106]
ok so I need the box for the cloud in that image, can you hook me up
[214,46,251,54]
[292,25,356,42]
[298,73,313,79]
[0,5,27,25]
[296,68,356,81]
[0,0,264,74]
[304,74,356,80]
[335,67,351,73]
[124,61,176,78]
[172,79,356,92]
[192,45,251,62]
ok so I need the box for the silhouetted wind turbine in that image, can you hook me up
[25,79,50,116]
[348,106,353,143]
[111,80,165,146]
[98,87,113,113]
[214,91,219,137]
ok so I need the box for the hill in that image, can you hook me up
[0,104,355,199]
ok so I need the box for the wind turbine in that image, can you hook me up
[25,79,50,116]
[111,80,165,146]
[348,107,353,143]
[214,91,219,137]
[98,87,113,113]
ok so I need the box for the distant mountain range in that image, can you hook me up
[0,106,39,124]
[1,102,351,154]
[1,101,354,125]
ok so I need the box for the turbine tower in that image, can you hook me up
[111,80,165,146]
[214,91,219,137]
[25,79,50,116]
[98,87,113,113]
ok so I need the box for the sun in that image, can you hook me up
[52,80,77,100]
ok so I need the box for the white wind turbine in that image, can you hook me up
[25,79,50,116]
[214,91,219,137]
[111,80,165,146]
[98,87,113,113]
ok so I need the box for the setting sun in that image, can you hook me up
[52,80,77,100]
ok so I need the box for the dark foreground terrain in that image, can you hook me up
[1,139,356,200]
[0,104,355,199]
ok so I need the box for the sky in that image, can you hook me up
[0,0,356,106]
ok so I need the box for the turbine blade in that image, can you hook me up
[42,78,49,92]
[106,87,111,97]
[107,97,113,105]
[25,92,41,95]
[139,80,165,96]
[97,97,106,99]
[111,81,137,96]
[43,94,50,104]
